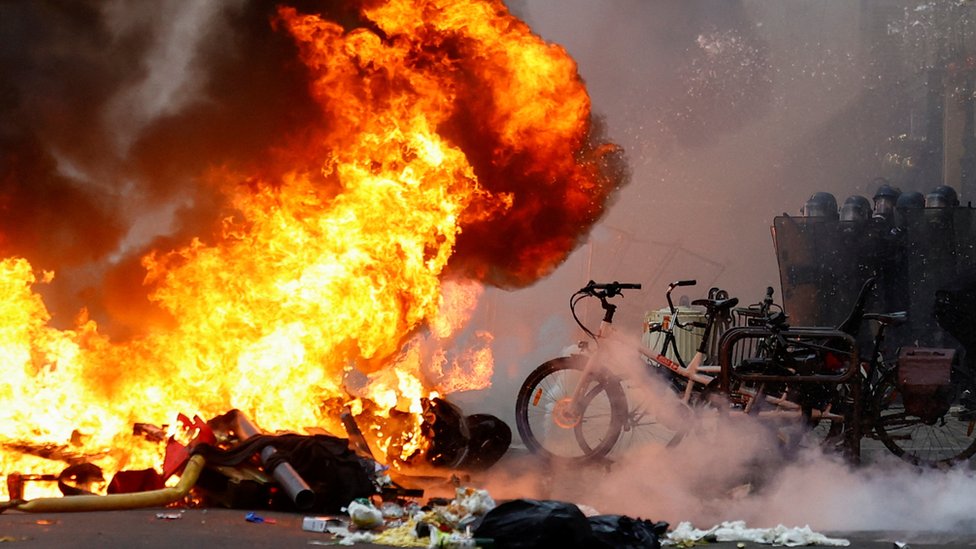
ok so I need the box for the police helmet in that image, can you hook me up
[872,180,901,220]
[839,195,871,223]
[895,191,925,210]
[802,192,838,219]
[925,185,959,208]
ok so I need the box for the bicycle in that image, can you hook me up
[514,279,762,464]
[515,280,724,462]
[707,278,879,456]
[860,320,976,468]
[515,278,976,468]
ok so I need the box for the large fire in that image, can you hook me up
[0,0,624,499]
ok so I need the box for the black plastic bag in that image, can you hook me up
[473,499,595,549]
[588,514,669,549]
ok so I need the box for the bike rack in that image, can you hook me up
[717,326,862,462]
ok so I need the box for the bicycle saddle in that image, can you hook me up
[691,297,739,316]
[862,311,907,326]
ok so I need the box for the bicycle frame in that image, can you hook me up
[566,280,721,412]
[570,315,719,408]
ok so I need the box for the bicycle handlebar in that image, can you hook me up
[581,280,642,297]
[665,279,695,312]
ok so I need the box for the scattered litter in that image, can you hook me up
[303,516,345,533]
[316,487,498,547]
[245,512,276,524]
[453,487,494,517]
[0,537,18,543]
[372,522,428,547]
[155,512,183,520]
[345,499,384,530]
[381,501,406,519]
[588,514,668,548]
[472,499,592,549]
[429,529,481,548]
[338,530,376,545]
[667,521,849,547]
[894,542,910,549]
[34,519,56,525]
[418,487,496,534]
[576,503,601,517]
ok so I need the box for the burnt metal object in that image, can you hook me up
[6,473,57,501]
[340,407,376,460]
[225,409,315,511]
[339,409,424,500]
[421,397,511,471]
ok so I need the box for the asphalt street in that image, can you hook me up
[3,444,976,548]
[4,507,976,548]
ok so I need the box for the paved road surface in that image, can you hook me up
[3,441,976,548]
[4,507,976,548]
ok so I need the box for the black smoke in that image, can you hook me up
[0,1,325,336]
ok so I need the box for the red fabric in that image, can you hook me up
[107,469,165,494]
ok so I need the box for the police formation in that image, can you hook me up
[772,182,976,371]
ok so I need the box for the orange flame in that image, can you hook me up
[0,0,623,498]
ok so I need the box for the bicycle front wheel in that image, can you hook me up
[515,355,626,464]
[872,365,976,468]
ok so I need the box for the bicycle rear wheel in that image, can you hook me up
[872,365,976,468]
[515,355,626,463]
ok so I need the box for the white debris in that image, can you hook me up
[453,487,495,517]
[344,499,385,530]
[667,520,850,547]
[380,501,406,519]
[576,503,601,517]
[338,531,376,545]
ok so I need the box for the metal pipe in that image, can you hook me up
[8,455,206,513]
[228,409,315,511]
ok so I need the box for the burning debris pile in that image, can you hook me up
[0,0,627,501]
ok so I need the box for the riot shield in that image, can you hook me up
[772,215,880,329]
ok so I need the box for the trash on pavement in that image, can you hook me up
[302,516,346,533]
[155,512,183,520]
[307,486,497,547]
[589,514,669,549]
[345,499,385,530]
[429,529,486,548]
[244,511,276,524]
[666,521,850,547]
[472,498,667,549]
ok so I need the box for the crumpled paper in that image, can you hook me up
[667,520,850,547]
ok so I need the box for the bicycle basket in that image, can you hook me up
[897,347,955,422]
